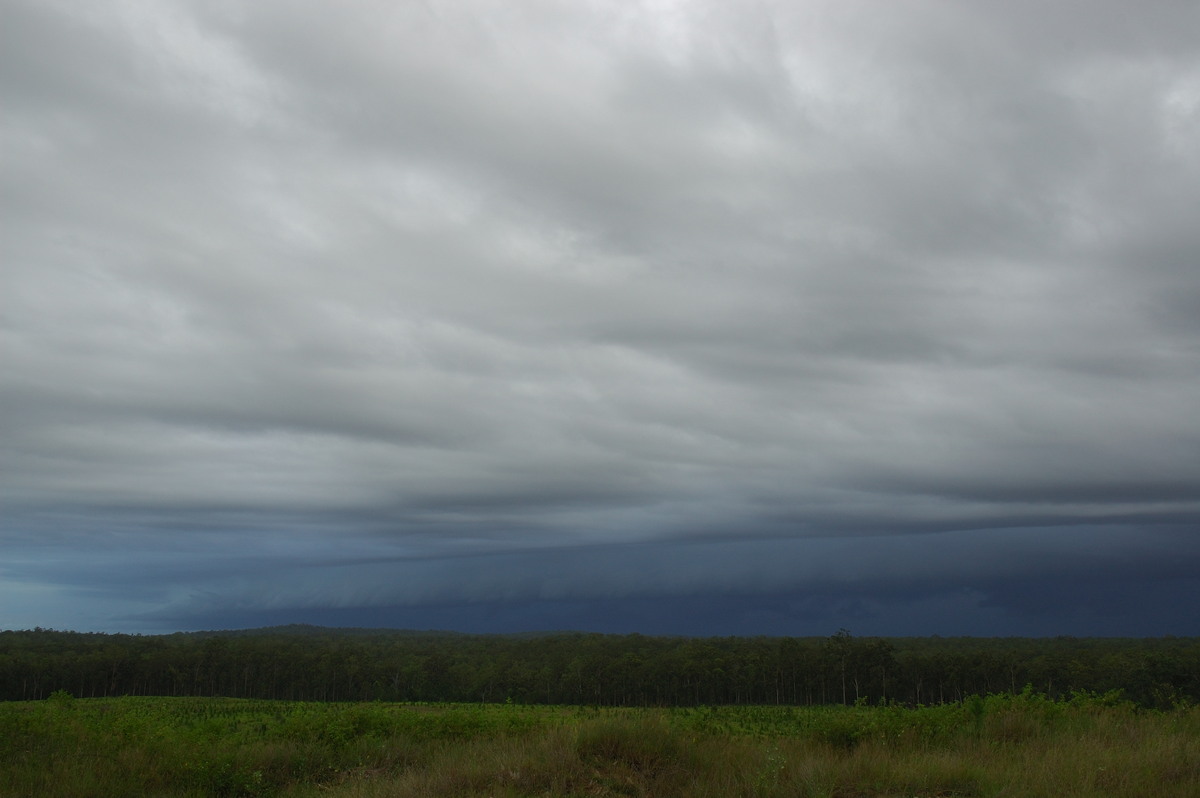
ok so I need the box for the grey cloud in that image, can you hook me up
[3,0,1200,635]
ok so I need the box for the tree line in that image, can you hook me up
[2,626,1197,708]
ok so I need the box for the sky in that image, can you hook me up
[3,0,1200,638]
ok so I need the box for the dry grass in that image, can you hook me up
[284,706,1200,798]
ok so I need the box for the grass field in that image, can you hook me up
[2,691,1197,797]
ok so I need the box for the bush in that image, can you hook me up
[576,715,684,770]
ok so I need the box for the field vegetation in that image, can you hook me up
[3,689,1198,798]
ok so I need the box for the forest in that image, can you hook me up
[3,626,1198,708]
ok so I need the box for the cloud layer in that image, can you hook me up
[4,0,1200,634]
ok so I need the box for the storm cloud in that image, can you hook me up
[3,0,1199,635]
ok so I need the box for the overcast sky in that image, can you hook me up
[4,0,1200,637]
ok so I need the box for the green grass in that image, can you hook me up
[2,692,1196,797]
